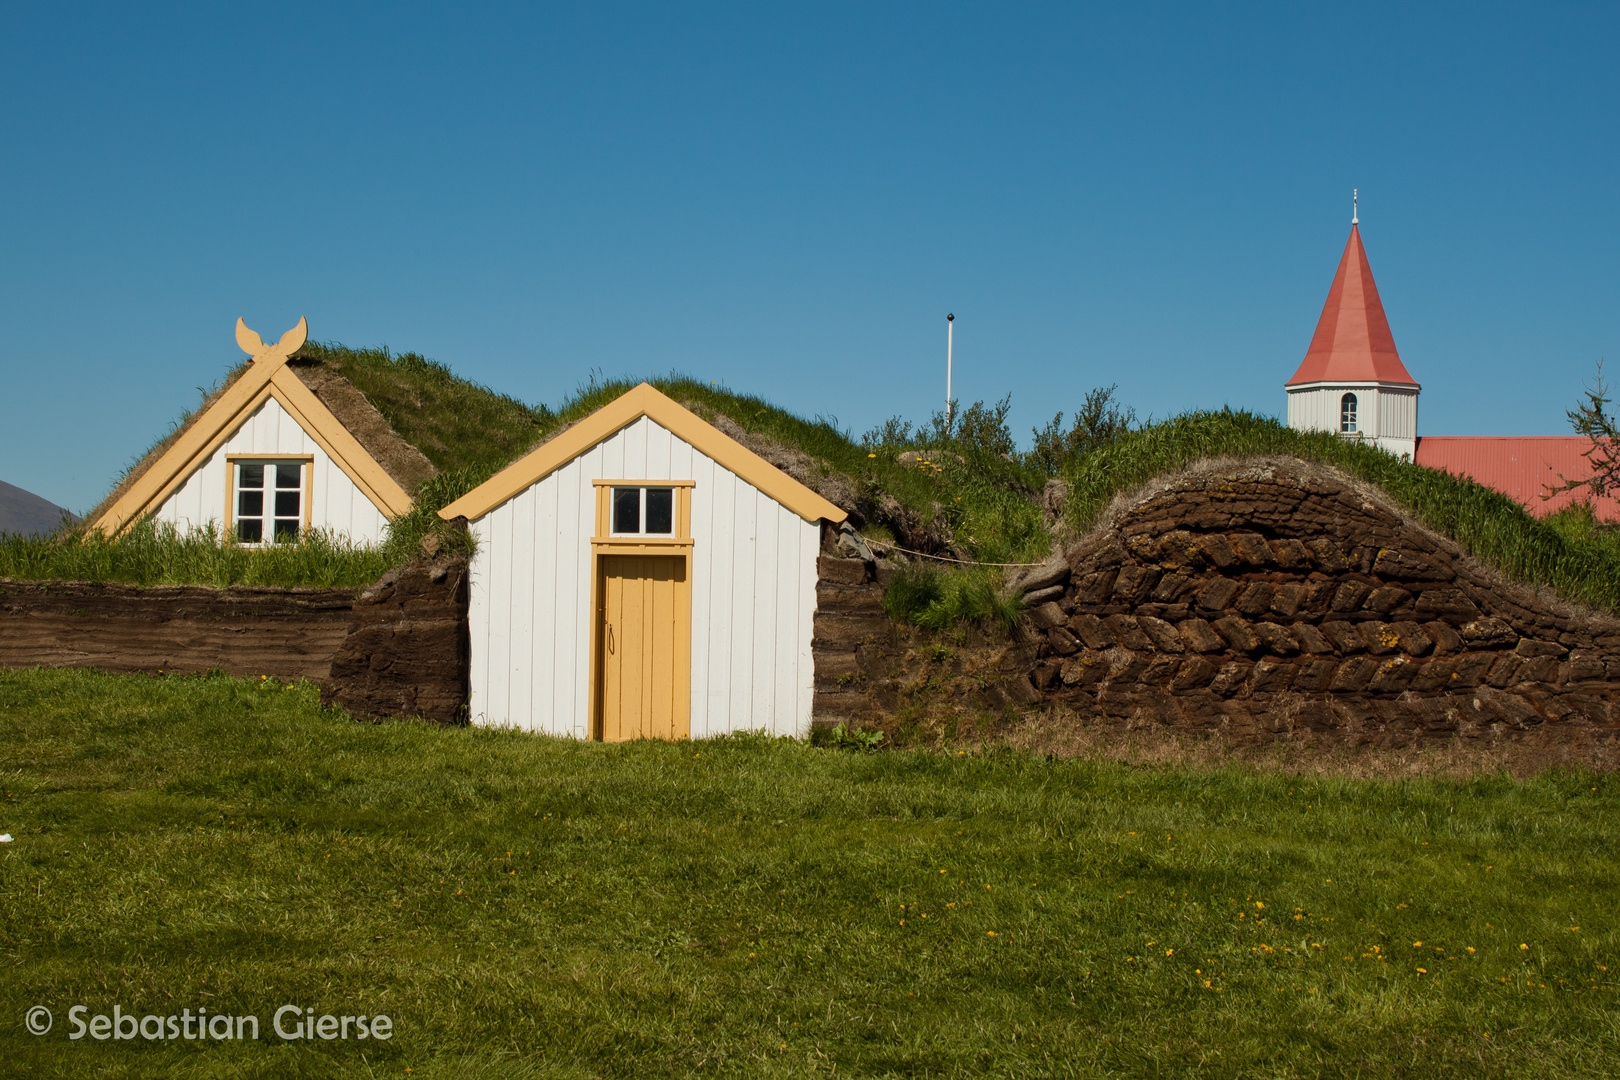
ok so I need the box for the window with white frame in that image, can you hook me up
[234,461,304,543]
[610,486,675,536]
[1340,393,1358,434]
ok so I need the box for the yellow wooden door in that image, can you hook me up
[599,555,688,741]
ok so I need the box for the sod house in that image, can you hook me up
[88,319,434,543]
[439,383,848,741]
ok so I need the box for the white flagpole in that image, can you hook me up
[946,313,954,409]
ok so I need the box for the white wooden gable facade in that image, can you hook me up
[90,319,413,544]
[442,384,847,741]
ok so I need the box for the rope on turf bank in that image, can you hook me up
[860,539,1050,568]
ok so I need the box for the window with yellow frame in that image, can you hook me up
[590,480,694,552]
[226,455,313,544]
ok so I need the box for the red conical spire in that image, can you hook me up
[1286,224,1418,387]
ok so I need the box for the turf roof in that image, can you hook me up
[74,337,1620,619]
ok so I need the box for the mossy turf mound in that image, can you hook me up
[1062,410,1620,614]
[292,341,552,476]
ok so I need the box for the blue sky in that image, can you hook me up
[3,2,1617,512]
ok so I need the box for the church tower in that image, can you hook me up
[1285,203,1420,459]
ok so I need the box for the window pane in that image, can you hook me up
[275,491,300,517]
[236,519,263,543]
[613,487,640,533]
[274,519,299,541]
[238,490,263,517]
[645,488,673,534]
[275,463,301,488]
[239,463,264,488]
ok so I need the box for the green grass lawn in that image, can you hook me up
[1,669,1616,1079]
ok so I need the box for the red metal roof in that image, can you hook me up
[1414,436,1619,520]
[1287,224,1419,388]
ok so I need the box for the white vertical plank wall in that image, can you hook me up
[1286,384,1418,459]
[466,415,821,739]
[152,398,392,544]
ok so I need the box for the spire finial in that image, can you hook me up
[1352,188,1359,225]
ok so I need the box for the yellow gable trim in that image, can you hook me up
[90,367,281,537]
[439,383,848,525]
[268,367,413,518]
[90,319,413,537]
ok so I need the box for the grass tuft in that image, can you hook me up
[377,465,495,564]
[883,562,1022,631]
[0,520,391,589]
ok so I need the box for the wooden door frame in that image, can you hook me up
[587,480,695,741]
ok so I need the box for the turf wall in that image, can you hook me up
[1020,461,1620,747]
[816,459,1620,758]
[0,579,355,680]
[321,557,470,724]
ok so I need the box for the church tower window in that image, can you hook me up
[1340,393,1358,434]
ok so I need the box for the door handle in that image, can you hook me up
[607,623,614,655]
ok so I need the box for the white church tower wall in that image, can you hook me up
[1286,382,1418,460]
[1285,202,1421,462]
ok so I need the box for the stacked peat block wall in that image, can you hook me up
[321,558,470,724]
[810,555,896,729]
[809,555,1041,731]
[0,579,355,679]
[1012,460,1620,746]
